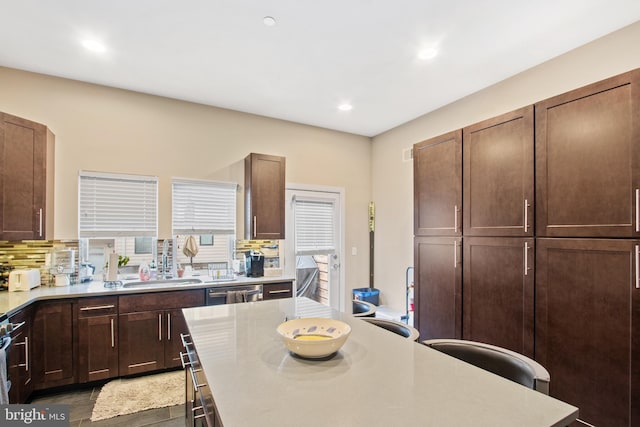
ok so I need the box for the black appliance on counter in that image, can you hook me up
[244,250,264,277]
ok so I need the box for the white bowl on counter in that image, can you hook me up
[277,317,351,359]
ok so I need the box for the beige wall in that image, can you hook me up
[371,21,640,312]
[0,67,372,304]
[3,20,640,314]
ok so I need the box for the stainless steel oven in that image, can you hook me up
[0,314,10,404]
[0,313,26,404]
[205,284,262,305]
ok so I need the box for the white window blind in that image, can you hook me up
[172,178,237,235]
[294,198,335,254]
[78,171,158,237]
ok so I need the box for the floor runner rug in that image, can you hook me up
[90,370,184,421]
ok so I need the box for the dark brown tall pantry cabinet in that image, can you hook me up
[414,67,640,426]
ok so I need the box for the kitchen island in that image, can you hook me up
[182,297,578,427]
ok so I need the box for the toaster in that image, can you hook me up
[9,269,41,291]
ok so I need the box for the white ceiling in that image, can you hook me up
[1,1,640,137]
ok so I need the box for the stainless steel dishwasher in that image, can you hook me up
[205,284,263,305]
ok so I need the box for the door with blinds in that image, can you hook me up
[285,188,343,310]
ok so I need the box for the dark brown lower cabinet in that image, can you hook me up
[164,309,189,369]
[414,236,462,340]
[120,309,199,374]
[32,300,75,389]
[119,310,166,375]
[463,237,534,357]
[262,281,293,300]
[536,238,640,427]
[77,297,118,382]
[119,290,204,376]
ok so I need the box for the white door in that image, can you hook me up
[285,186,344,311]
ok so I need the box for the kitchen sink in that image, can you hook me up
[122,278,203,288]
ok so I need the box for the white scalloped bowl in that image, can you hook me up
[277,317,351,359]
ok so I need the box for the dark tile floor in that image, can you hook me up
[30,384,185,426]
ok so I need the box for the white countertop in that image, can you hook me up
[183,298,578,427]
[0,275,294,316]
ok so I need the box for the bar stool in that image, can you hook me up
[423,339,550,394]
[352,299,377,317]
[362,318,420,341]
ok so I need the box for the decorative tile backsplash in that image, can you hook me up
[236,240,280,268]
[0,238,281,288]
[0,240,79,288]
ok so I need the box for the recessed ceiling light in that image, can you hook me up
[81,39,107,54]
[338,103,353,112]
[263,16,276,26]
[417,47,438,60]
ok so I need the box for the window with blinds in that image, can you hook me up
[294,198,336,254]
[78,171,158,237]
[172,178,237,235]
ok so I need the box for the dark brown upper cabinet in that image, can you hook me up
[535,69,640,237]
[0,112,55,240]
[244,153,286,240]
[463,106,534,237]
[413,130,462,237]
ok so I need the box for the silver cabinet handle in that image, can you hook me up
[80,304,115,311]
[453,240,458,268]
[524,199,530,233]
[17,337,30,372]
[25,336,29,372]
[636,245,640,289]
[454,205,459,233]
[636,188,640,233]
[268,289,290,295]
[253,215,257,238]
[18,337,29,372]
[167,313,171,341]
[524,242,529,276]
[38,208,43,237]
[110,318,115,348]
[158,314,162,341]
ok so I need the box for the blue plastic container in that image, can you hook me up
[352,288,380,306]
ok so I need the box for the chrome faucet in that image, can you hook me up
[161,239,172,279]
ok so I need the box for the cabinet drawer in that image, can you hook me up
[119,290,205,313]
[78,297,118,318]
[263,282,293,300]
